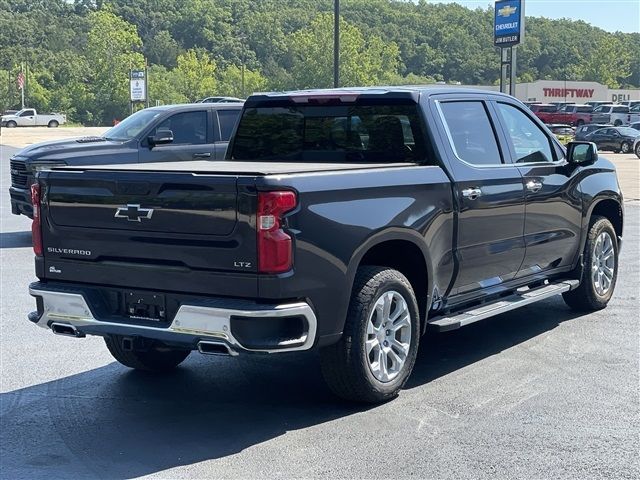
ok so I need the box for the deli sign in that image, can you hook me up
[494,0,525,47]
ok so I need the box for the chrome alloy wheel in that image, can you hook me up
[366,290,412,383]
[592,231,615,296]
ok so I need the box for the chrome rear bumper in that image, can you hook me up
[29,285,317,353]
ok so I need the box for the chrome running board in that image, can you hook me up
[428,280,580,332]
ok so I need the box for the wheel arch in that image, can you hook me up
[347,230,433,332]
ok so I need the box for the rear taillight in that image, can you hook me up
[257,190,297,274]
[31,183,43,256]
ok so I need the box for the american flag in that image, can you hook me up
[17,72,25,90]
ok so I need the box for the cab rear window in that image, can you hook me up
[229,103,426,163]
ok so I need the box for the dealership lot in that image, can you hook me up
[1,133,638,478]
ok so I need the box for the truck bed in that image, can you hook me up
[57,160,414,175]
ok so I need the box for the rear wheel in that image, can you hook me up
[635,142,640,159]
[576,120,585,127]
[105,335,190,372]
[47,120,59,128]
[614,119,623,127]
[563,216,618,311]
[320,266,420,403]
[620,141,631,154]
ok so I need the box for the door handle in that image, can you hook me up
[526,180,543,193]
[461,188,482,200]
[193,152,211,158]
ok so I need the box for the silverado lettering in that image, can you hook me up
[27,87,623,403]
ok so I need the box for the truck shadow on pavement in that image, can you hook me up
[0,297,583,478]
[0,230,31,248]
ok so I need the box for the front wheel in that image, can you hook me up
[635,142,640,159]
[614,120,623,127]
[105,335,190,372]
[576,120,585,127]
[320,266,420,403]
[620,141,631,154]
[563,216,618,311]
[6,120,16,128]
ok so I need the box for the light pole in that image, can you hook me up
[334,0,339,88]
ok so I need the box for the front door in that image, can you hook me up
[435,98,526,297]
[138,110,214,163]
[492,101,583,278]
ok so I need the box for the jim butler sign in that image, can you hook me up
[494,0,525,47]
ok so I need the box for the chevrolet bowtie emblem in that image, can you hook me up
[114,204,154,222]
[498,5,517,17]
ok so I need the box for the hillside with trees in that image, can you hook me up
[1,0,637,125]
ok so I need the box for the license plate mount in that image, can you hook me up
[125,292,166,322]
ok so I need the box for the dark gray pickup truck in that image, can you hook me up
[28,87,623,403]
[9,103,242,218]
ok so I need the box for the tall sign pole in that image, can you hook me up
[334,0,340,88]
[494,0,525,97]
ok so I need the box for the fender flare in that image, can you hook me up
[345,227,434,313]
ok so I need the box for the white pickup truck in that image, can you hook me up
[1,108,66,128]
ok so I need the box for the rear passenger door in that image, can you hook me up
[434,97,526,297]
[213,108,241,159]
[138,110,214,163]
[492,100,582,278]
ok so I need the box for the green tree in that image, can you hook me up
[217,64,268,98]
[86,9,144,123]
[287,13,400,89]
[579,35,632,88]
[174,48,217,102]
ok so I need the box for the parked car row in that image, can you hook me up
[527,102,640,127]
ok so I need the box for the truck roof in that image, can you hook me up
[247,86,514,104]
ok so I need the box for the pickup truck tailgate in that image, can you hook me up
[39,169,257,293]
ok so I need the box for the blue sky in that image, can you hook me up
[428,1,640,33]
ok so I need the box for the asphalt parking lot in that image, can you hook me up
[0,136,638,479]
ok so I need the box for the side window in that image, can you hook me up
[496,103,555,163]
[217,110,241,142]
[154,111,207,145]
[21,110,35,117]
[440,101,502,166]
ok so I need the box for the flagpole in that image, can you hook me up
[20,63,25,109]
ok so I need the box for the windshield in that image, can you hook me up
[617,127,640,136]
[229,102,426,163]
[103,108,163,141]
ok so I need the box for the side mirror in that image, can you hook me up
[567,141,598,165]
[148,129,173,147]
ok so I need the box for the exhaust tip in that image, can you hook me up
[197,340,237,357]
[50,322,85,338]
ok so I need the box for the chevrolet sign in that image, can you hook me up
[494,0,525,47]
[497,5,517,17]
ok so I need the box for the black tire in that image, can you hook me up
[48,120,59,128]
[6,120,16,128]
[104,335,190,372]
[320,266,420,403]
[635,142,640,159]
[563,216,618,312]
[620,141,631,154]
[614,119,622,127]
[576,120,585,127]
